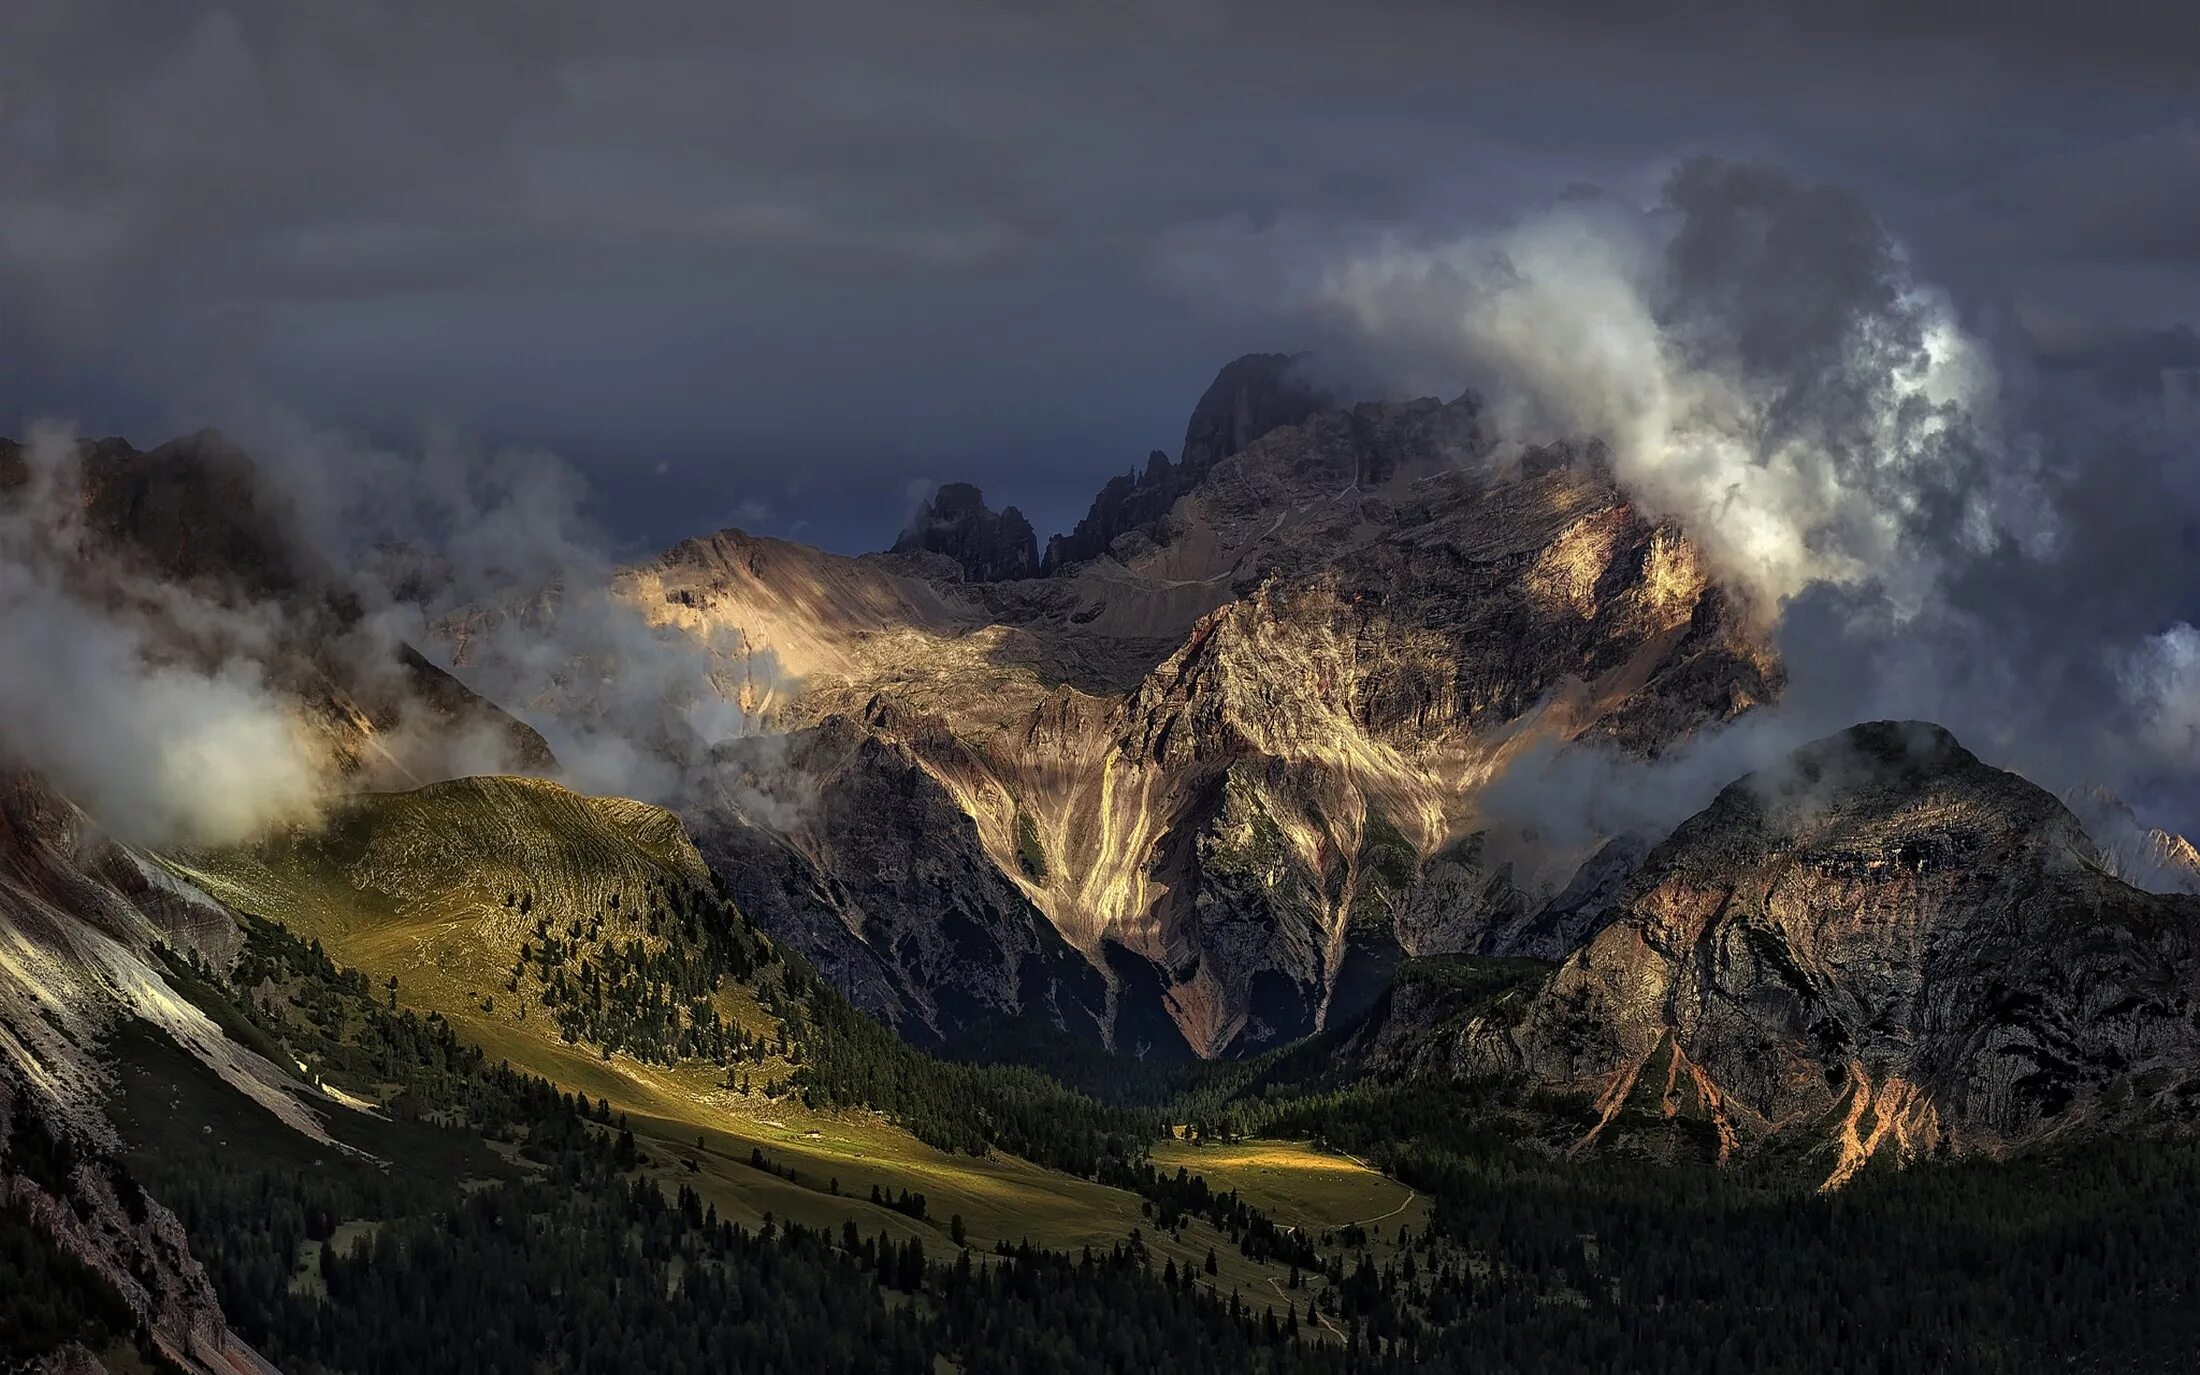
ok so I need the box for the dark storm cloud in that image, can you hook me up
[0,0,2195,555]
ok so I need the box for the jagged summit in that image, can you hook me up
[870,353,1328,582]
[1040,352,1327,572]
[2,427,305,594]
[1179,351,1329,478]
[889,481,1039,582]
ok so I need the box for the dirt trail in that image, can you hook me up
[1337,1151,1417,1227]
[1248,1149,1416,1340]
[1266,1275,1344,1336]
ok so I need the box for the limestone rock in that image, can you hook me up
[891,482,1038,582]
[0,774,286,1374]
[689,716,1116,1049]
[628,379,1776,1057]
[1041,353,1326,572]
[1448,722,2200,1183]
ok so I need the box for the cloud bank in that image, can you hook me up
[0,429,324,845]
[0,406,789,849]
[221,408,794,807]
[5,3,2194,553]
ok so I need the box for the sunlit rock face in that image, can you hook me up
[631,357,1778,1057]
[689,712,1115,1051]
[0,773,290,1374]
[1442,722,2200,1184]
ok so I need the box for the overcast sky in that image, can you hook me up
[3,1,2196,554]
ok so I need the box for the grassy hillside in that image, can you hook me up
[167,775,1393,1308]
[115,775,2200,1371]
[1149,1138,1424,1241]
[110,923,1316,1375]
[176,775,777,1117]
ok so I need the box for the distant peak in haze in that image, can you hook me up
[889,480,1038,582]
[2061,783,2200,896]
[1178,352,1329,478]
[874,351,1331,581]
[1039,351,1328,573]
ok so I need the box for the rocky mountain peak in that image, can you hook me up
[585,362,1780,1058]
[890,481,1038,582]
[1691,718,2073,849]
[1446,719,2200,1183]
[1177,351,1328,479]
[1040,352,1328,572]
[3,428,308,596]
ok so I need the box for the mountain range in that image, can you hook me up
[3,354,2198,1371]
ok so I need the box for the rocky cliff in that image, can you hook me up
[1039,352,1326,572]
[690,710,1114,1049]
[2062,784,2200,896]
[1430,722,2200,1185]
[891,482,1039,582]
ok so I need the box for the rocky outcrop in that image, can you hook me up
[1040,353,1326,572]
[891,482,1038,582]
[3,429,307,598]
[1012,420,1770,1055]
[1482,831,1653,960]
[1179,352,1330,479]
[1446,722,2200,1184]
[390,644,558,775]
[74,430,309,597]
